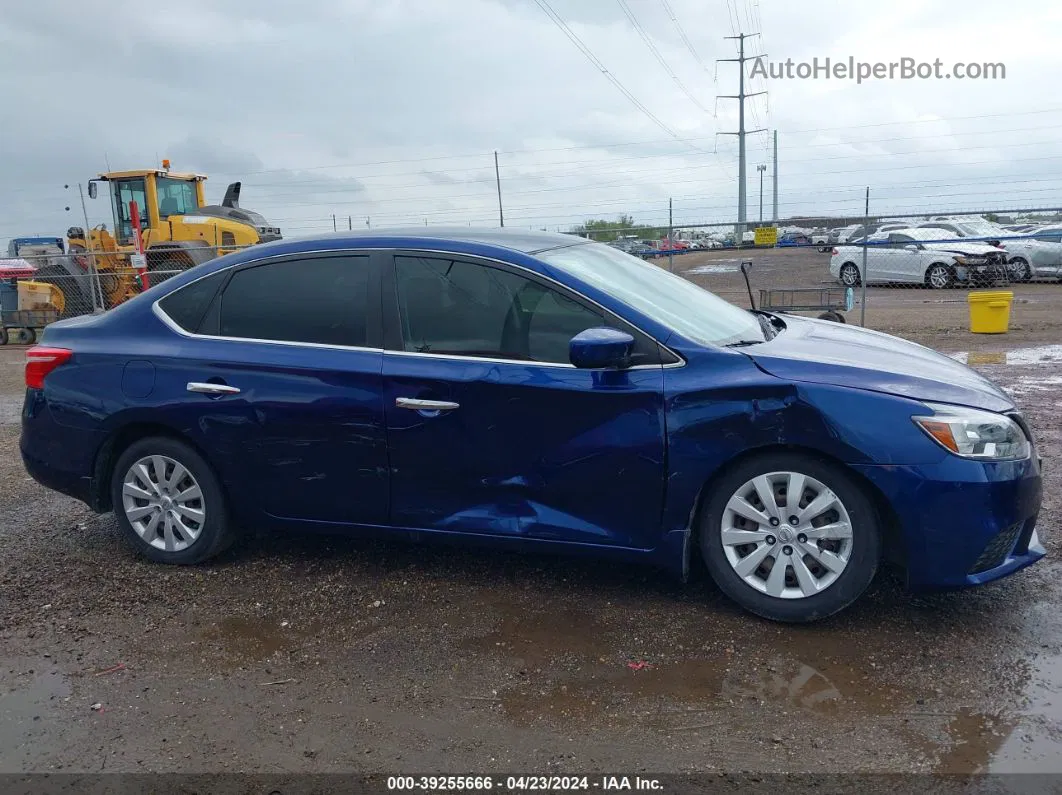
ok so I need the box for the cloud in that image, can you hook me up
[2,0,1061,244]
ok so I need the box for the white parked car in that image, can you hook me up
[830,228,1009,289]
[918,218,1061,282]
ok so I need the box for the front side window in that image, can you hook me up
[111,178,147,244]
[219,256,370,347]
[394,256,606,364]
[156,177,199,219]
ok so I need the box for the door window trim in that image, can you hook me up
[381,248,684,370]
[151,249,385,353]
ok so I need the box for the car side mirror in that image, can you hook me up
[88,182,97,200]
[569,327,635,370]
[904,244,918,252]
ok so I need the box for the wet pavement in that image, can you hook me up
[1,325,1061,779]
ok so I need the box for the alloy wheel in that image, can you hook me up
[121,455,206,552]
[927,265,952,289]
[839,264,860,287]
[720,471,853,599]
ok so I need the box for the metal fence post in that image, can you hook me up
[668,197,674,272]
[77,183,103,313]
[860,187,869,327]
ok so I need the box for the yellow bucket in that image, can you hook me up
[968,290,1013,334]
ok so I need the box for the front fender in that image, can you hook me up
[660,349,948,542]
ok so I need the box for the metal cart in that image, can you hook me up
[740,262,853,322]
[0,280,59,345]
[0,308,59,345]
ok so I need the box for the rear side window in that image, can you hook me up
[219,256,370,347]
[157,270,227,333]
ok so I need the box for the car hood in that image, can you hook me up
[922,241,1002,256]
[746,316,1014,413]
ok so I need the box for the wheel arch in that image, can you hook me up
[687,443,907,574]
[91,421,226,512]
[146,240,217,269]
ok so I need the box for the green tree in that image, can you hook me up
[569,215,666,242]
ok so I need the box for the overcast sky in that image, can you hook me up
[2,0,1061,245]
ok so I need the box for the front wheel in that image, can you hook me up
[925,263,955,289]
[110,436,238,564]
[839,263,861,287]
[699,453,881,623]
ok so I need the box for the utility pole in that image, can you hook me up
[494,150,504,227]
[717,33,767,241]
[757,164,767,223]
[668,197,674,273]
[772,130,779,224]
[332,214,337,232]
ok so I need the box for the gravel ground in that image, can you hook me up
[1,250,1060,784]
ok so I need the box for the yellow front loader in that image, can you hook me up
[35,162,281,314]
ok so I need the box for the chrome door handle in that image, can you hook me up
[187,382,241,396]
[395,397,459,411]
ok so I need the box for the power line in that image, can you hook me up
[615,0,711,113]
[658,0,709,72]
[531,0,703,152]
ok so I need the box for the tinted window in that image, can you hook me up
[395,256,608,364]
[219,256,370,346]
[156,177,199,218]
[158,270,228,332]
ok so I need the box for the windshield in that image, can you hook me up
[960,221,1002,237]
[539,242,764,347]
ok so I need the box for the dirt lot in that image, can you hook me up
[1,246,1061,787]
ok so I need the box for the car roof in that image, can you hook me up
[281,227,588,255]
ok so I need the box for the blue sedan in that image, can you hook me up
[20,229,1044,622]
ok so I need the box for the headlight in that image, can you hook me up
[913,403,1030,460]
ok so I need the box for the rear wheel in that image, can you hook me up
[699,452,881,623]
[839,263,861,287]
[925,263,954,289]
[817,311,845,323]
[110,436,238,564]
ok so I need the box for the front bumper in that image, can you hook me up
[851,454,1045,589]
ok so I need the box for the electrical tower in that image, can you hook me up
[717,33,767,238]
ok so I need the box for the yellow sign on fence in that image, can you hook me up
[754,226,778,246]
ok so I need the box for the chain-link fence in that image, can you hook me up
[0,244,255,342]
[575,207,1062,337]
[2,210,1060,343]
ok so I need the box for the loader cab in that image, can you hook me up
[89,168,207,247]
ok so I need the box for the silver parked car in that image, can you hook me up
[830,228,1008,289]
[918,219,1061,282]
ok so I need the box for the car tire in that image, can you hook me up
[110,436,238,564]
[839,263,861,287]
[698,452,881,623]
[14,328,36,345]
[1008,258,1032,283]
[817,311,845,323]
[925,263,955,289]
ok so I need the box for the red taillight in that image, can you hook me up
[25,346,72,389]
[831,247,839,255]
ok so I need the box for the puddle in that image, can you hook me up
[199,615,317,664]
[463,602,1059,773]
[687,263,740,275]
[460,606,612,665]
[0,663,72,759]
[1004,374,1062,395]
[950,344,1062,366]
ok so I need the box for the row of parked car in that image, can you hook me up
[606,237,724,258]
[825,216,1062,288]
